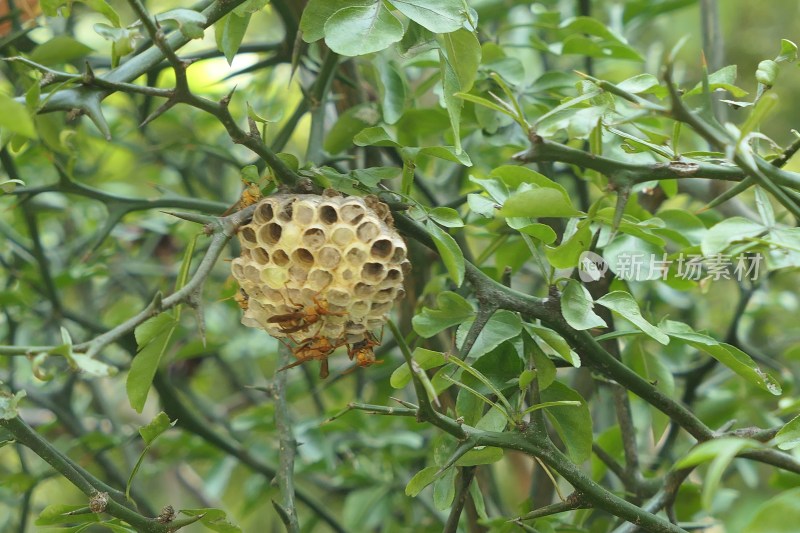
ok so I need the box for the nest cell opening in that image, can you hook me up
[361,262,385,282]
[327,289,352,307]
[254,202,274,224]
[345,247,367,265]
[252,247,270,265]
[319,204,338,224]
[289,265,309,283]
[390,246,407,264]
[240,227,258,246]
[318,247,342,269]
[294,202,315,225]
[354,282,375,297]
[272,249,290,267]
[244,265,261,284]
[259,222,283,245]
[370,239,393,260]
[307,269,334,291]
[277,199,295,222]
[349,300,370,318]
[357,221,379,243]
[332,226,356,247]
[292,248,315,268]
[302,227,326,249]
[340,203,366,224]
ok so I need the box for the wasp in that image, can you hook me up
[268,292,345,336]
[222,180,264,216]
[233,288,249,310]
[346,330,383,372]
[278,336,347,378]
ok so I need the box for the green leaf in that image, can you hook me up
[300,0,372,43]
[376,59,407,124]
[742,488,800,533]
[530,341,556,390]
[561,280,607,330]
[776,39,798,63]
[467,194,497,218]
[36,504,99,526]
[701,217,766,256]
[157,8,207,39]
[415,145,473,166]
[687,65,749,97]
[754,186,776,227]
[412,292,475,338]
[456,310,522,362]
[0,93,37,139]
[662,320,781,395]
[390,0,467,33]
[521,400,582,416]
[426,220,465,287]
[390,348,447,388]
[545,220,593,269]
[596,292,669,345]
[433,466,456,510]
[29,35,94,65]
[616,73,660,94]
[517,223,558,244]
[353,126,401,147]
[675,437,762,509]
[325,104,381,154]
[215,13,251,65]
[498,188,582,218]
[0,179,25,193]
[139,411,175,445]
[128,313,178,413]
[179,508,241,532]
[438,29,481,153]
[0,390,25,420]
[524,323,581,367]
[456,446,504,466]
[429,207,464,228]
[233,0,268,16]
[324,3,404,56]
[540,381,592,463]
[774,414,800,450]
[405,466,441,496]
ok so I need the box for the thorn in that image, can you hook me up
[289,31,304,84]
[83,97,112,141]
[161,210,218,225]
[83,61,95,83]
[248,116,259,137]
[220,84,238,107]
[140,99,177,127]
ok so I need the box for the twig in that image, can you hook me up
[273,343,300,533]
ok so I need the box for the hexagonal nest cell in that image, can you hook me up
[231,192,409,352]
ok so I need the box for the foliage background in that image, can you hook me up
[1,1,800,532]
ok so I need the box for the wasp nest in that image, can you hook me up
[230,192,409,346]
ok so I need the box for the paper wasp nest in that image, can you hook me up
[230,192,409,345]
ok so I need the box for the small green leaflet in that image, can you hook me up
[216,12,252,65]
[412,291,475,338]
[426,220,465,287]
[560,280,607,330]
[662,320,781,395]
[675,437,762,509]
[128,313,178,413]
[596,291,669,345]
[324,3,404,56]
[774,414,800,450]
[438,29,481,153]
[390,0,468,33]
